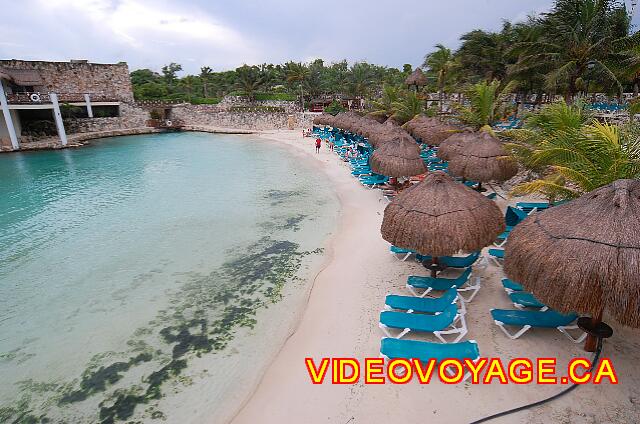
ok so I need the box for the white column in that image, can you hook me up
[84,93,93,118]
[50,92,68,146]
[0,80,19,150]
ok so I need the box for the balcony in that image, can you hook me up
[5,92,119,105]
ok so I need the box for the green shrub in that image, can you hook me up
[324,100,345,115]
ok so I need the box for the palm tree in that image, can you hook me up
[368,85,401,120]
[234,65,265,101]
[454,80,518,129]
[507,101,640,201]
[285,62,310,110]
[423,44,456,111]
[200,66,213,98]
[391,90,426,124]
[511,0,632,102]
[346,62,376,98]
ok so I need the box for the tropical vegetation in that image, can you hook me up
[506,101,640,201]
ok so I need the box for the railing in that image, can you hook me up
[6,92,119,104]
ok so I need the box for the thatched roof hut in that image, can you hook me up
[504,179,640,330]
[381,171,505,257]
[447,132,518,183]
[370,137,426,177]
[405,68,428,87]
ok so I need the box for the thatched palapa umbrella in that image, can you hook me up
[404,115,457,146]
[437,132,471,161]
[370,137,426,177]
[368,125,413,149]
[504,179,640,351]
[447,132,518,190]
[405,68,427,90]
[381,172,505,276]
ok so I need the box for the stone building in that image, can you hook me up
[0,59,146,150]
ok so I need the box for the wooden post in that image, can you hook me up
[584,310,603,352]
[430,257,439,278]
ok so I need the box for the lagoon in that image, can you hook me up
[0,132,338,423]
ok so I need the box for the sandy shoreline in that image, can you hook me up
[228,129,640,424]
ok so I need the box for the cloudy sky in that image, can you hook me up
[1,0,638,75]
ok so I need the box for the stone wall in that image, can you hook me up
[64,101,148,134]
[0,60,134,101]
[218,96,300,113]
[170,104,314,130]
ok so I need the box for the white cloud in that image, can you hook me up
[2,0,259,73]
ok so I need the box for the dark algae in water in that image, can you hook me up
[2,231,323,423]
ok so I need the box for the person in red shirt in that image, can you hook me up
[315,138,322,153]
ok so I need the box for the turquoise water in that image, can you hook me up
[0,132,338,423]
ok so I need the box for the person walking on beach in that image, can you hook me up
[315,138,321,153]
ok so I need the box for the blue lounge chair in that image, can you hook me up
[488,248,504,266]
[516,202,548,213]
[501,278,523,293]
[384,288,464,315]
[415,252,482,269]
[509,292,547,310]
[406,268,481,302]
[491,309,586,342]
[380,338,480,381]
[506,206,529,226]
[379,303,467,343]
[389,245,415,261]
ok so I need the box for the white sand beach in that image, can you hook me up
[228,129,640,424]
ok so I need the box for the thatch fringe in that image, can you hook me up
[370,137,426,177]
[445,132,518,182]
[504,179,640,327]
[381,171,505,256]
[405,68,428,86]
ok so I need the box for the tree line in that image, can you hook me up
[130,60,413,104]
[130,0,639,110]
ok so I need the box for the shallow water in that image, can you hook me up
[0,132,338,423]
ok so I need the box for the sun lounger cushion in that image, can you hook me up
[380,303,458,332]
[385,289,458,314]
[390,246,414,255]
[416,252,480,268]
[501,278,524,292]
[380,338,480,362]
[509,292,546,309]
[491,309,578,328]
[407,268,472,291]
[488,249,504,259]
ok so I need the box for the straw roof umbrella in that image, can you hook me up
[370,137,426,177]
[404,116,457,146]
[447,132,518,189]
[381,171,505,276]
[437,132,471,161]
[368,126,413,149]
[313,114,332,126]
[504,179,640,351]
[405,68,428,88]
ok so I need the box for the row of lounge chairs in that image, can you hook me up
[380,201,588,375]
[313,126,586,377]
[488,205,587,343]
